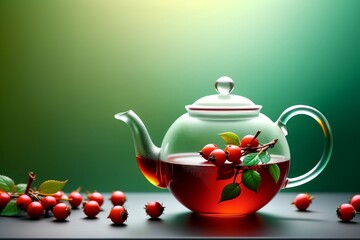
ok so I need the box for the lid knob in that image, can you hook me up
[215,76,234,95]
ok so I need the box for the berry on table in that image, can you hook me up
[27,201,44,219]
[16,194,33,211]
[53,203,71,221]
[350,194,360,212]
[336,203,356,222]
[291,193,314,211]
[41,196,57,211]
[224,145,242,164]
[108,205,128,225]
[88,191,104,207]
[240,134,259,149]
[0,192,11,209]
[144,201,165,219]
[69,191,83,208]
[208,149,226,166]
[110,191,127,206]
[199,144,218,160]
[83,200,101,218]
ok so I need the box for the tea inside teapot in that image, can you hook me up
[138,152,289,215]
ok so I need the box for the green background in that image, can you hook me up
[1,0,359,193]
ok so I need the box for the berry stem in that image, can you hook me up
[250,130,261,144]
[10,194,20,198]
[242,138,278,155]
[233,168,241,183]
[24,172,36,195]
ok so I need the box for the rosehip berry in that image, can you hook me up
[208,149,226,166]
[27,201,44,219]
[69,191,83,208]
[336,203,356,222]
[240,135,259,149]
[108,205,128,225]
[199,144,218,160]
[144,201,165,219]
[52,191,64,202]
[83,200,101,218]
[16,194,33,211]
[41,196,57,211]
[224,145,242,164]
[350,194,360,212]
[0,192,11,209]
[291,193,314,211]
[53,203,71,221]
[110,191,127,206]
[88,191,104,206]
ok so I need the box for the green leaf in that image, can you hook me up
[38,180,68,195]
[219,132,240,146]
[216,166,235,181]
[242,169,261,193]
[219,183,241,203]
[0,175,15,192]
[243,152,271,166]
[269,164,280,183]
[0,200,21,216]
[259,151,271,164]
[13,183,27,194]
[243,153,260,166]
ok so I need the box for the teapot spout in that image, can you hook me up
[115,110,160,161]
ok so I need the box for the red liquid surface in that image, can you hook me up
[136,153,290,215]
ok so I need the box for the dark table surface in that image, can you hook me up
[0,192,359,239]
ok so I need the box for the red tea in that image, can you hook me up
[136,153,289,215]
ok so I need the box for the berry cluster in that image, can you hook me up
[0,173,166,225]
[199,130,279,203]
[199,131,267,166]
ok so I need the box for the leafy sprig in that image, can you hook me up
[0,172,67,216]
[215,131,280,203]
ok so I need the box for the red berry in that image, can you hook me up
[199,144,218,160]
[110,191,127,206]
[41,196,57,211]
[224,145,242,164]
[69,191,83,208]
[208,149,226,166]
[108,205,128,225]
[88,192,104,206]
[83,200,101,218]
[16,194,33,211]
[240,135,259,149]
[27,201,44,219]
[336,203,356,222]
[291,193,314,211]
[144,201,165,219]
[350,194,360,212]
[53,203,71,221]
[0,192,11,209]
[52,191,64,202]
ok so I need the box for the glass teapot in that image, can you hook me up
[115,76,333,215]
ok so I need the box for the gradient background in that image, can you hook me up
[1,0,359,193]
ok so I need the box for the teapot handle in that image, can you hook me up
[276,105,333,188]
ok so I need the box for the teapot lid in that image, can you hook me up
[185,76,262,117]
